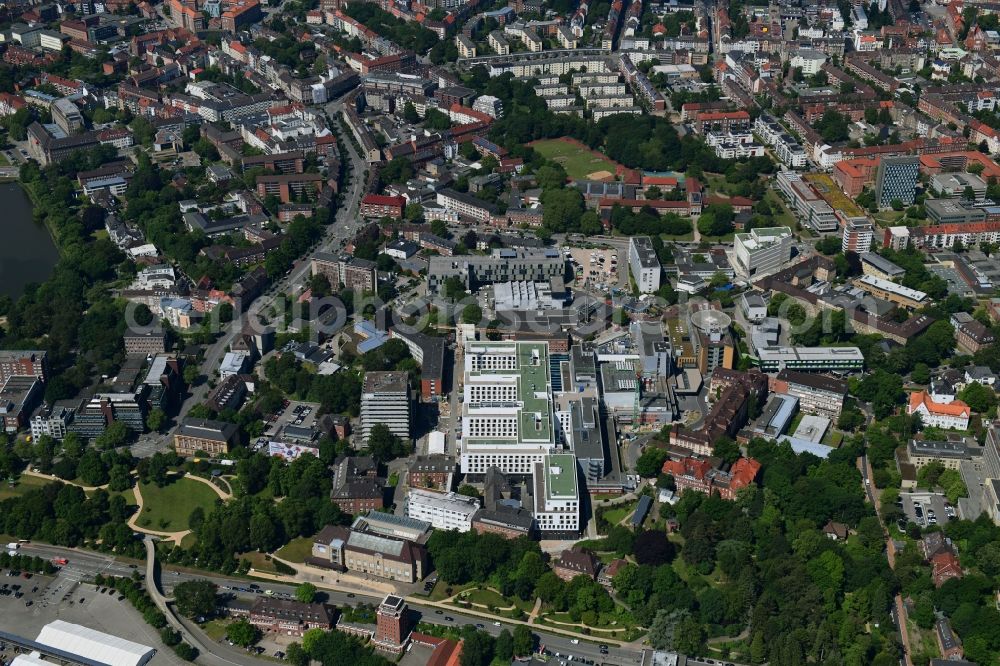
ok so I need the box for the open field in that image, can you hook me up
[137,477,220,532]
[0,474,50,501]
[529,137,621,181]
[275,536,313,563]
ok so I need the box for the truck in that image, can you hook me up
[6,543,19,551]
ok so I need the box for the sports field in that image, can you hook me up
[529,137,621,181]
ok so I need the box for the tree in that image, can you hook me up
[457,484,481,498]
[402,101,420,123]
[959,381,997,414]
[634,530,675,565]
[635,447,669,477]
[462,303,483,324]
[495,629,514,661]
[285,642,309,666]
[648,609,687,650]
[512,625,533,656]
[173,579,218,618]
[367,423,411,463]
[295,582,317,603]
[146,408,166,432]
[712,437,740,465]
[226,619,260,647]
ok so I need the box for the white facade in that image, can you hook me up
[219,351,251,378]
[533,454,580,534]
[734,227,793,277]
[628,236,662,294]
[360,371,411,444]
[405,488,479,532]
[35,620,155,666]
[459,341,556,475]
[908,392,970,430]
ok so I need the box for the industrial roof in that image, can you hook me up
[35,620,155,666]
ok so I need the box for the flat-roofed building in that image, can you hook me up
[174,417,239,456]
[404,488,479,532]
[628,236,661,293]
[460,341,555,475]
[532,453,580,535]
[855,274,928,309]
[772,369,848,418]
[360,371,411,444]
[755,346,865,373]
[734,227,793,277]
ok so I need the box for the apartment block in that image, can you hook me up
[875,155,919,208]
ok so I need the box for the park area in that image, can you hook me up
[136,477,220,532]
[529,137,621,181]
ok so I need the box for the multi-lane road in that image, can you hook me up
[15,541,645,665]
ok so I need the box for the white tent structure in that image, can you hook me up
[35,620,155,666]
[10,653,50,666]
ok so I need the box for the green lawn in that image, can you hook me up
[137,477,220,532]
[275,537,313,563]
[457,587,514,609]
[529,138,620,181]
[0,475,50,501]
[599,501,639,531]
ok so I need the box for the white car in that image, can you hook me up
[570,639,579,645]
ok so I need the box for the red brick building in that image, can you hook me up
[662,456,761,501]
[373,594,410,654]
[552,548,598,582]
[407,455,454,490]
[256,173,325,203]
[361,194,406,219]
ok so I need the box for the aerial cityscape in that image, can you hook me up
[2,0,1000,665]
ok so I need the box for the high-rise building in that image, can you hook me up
[628,236,661,293]
[360,371,411,444]
[841,217,874,253]
[373,594,410,654]
[0,350,47,384]
[875,155,919,208]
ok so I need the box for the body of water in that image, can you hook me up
[0,182,59,299]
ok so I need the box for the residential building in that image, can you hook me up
[405,488,479,532]
[30,403,73,441]
[907,390,971,430]
[954,317,997,353]
[532,453,580,535]
[249,598,334,637]
[173,418,239,456]
[361,194,406,219]
[734,227,793,277]
[900,438,975,470]
[0,350,48,384]
[436,188,499,223]
[875,155,919,208]
[771,370,848,418]
[661,456,761,501]
[842,218,873,254]
[628,236,662,293]
[552,548,598,582]
[360,371,411,444]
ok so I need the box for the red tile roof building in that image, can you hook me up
[662,456,761,501]
[361,194,406,219]
[931,551,963,587]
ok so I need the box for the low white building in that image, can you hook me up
[734,227,793,277]
[219,351,251,378]
[405,488,479,532]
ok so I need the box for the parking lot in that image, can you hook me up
[254,399,322,451]
[0,567,179,665]
[899,492,954,529]
[568,247,619,293]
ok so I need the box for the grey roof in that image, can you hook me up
[177,418,238,442]
[860,252,906,277]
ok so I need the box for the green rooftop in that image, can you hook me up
[545,454,579,500]
[465,341,553,446]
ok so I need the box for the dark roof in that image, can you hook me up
[631,495,652,527]
[555,548,597,578]
[472,505,534,531]
[776,369,848,395]
[331,479,383,501]
[250,597,335,625]
[176,417,238,442]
